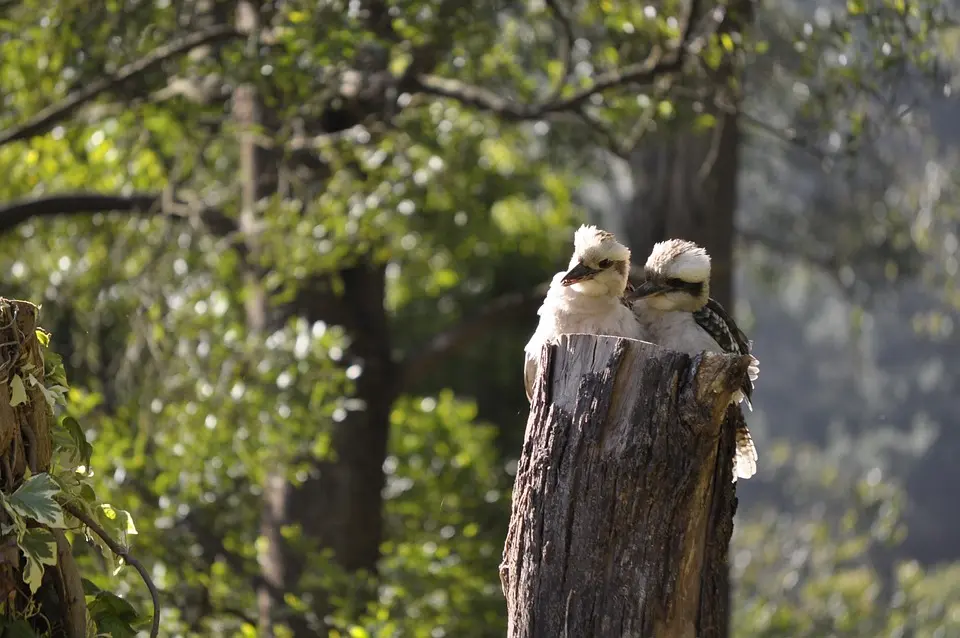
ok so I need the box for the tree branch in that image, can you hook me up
[0,191,239,239]
[0,25,241,148]
[0,193,159,234]
[407,0,705,120]
[62,502,161,638]
[399,283,549,389]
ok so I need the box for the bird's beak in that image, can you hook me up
[560,262,601,286]
[630,279,669,299]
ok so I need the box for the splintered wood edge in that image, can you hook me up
[547,333,631,415]
[688,351,752,430]
[545,334,749,421]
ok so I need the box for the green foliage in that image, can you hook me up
[0,0,959,634]
[1,327,146,633]
[732,439,960,637]
[87,587,141,638]
[366,393,508,636]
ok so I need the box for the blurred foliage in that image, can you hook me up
[0,0,959,635]
[734,458,960,637]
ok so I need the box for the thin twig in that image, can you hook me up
[62,502,161,638]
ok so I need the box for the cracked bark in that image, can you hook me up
[501,334,746,638]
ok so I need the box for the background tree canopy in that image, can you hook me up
[1,0,959,634]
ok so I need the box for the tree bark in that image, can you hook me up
[624,116,739,310]
[501,334,747,638]
[0,299,87,636]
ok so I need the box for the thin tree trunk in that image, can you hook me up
[231,3,291,633]
[501,334,746,638]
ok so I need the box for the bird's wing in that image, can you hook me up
[693,297,750,355]
[523,350,537,403]
[693,297,758,401]
[694,300,760,482]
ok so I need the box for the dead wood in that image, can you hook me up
[501,334,749,638]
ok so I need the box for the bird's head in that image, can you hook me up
[631,239,710,311]
[560,224,632,297]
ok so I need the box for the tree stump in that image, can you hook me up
[501,334,750,638]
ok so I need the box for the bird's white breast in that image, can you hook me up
[634,304,720,355]
[525,275,644,358]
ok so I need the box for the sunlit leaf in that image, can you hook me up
[4,473,66,529]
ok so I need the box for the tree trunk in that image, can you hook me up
[622,0,754,311]
[230,3,297,633]
[501,334,746,638]
[624,118,739,309]
[0,299,87,637]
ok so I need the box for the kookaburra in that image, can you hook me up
[524,225,646,401]
[628,239,760,481]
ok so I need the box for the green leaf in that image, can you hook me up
[4,473,66,528]
[88,590,140,623]
[41,349,68,389]
[86,529,118,575]
[545,59,564,85]
[720,33,735,52]
[693,113,718,132]
[0,618,40,638]
[19,528,58,594]
[33,329,50,348]
[847,0,865,14]
[81,577,103,596]
[8,374,27,407]
[27,373,67,410]
[93,616,137,638]
[100,504,138,537]
[89,504,138,574]
[61,417,93,467]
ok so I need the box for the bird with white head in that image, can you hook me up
[632,238,712,312]
[522,224,646,401]
[629,238,761,481]
[560,224,634,296]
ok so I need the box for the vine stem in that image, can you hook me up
[61,502,161,638]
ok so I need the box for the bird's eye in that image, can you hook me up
[598,259,612,269]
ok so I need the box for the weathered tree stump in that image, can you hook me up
[501,334,750,638]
